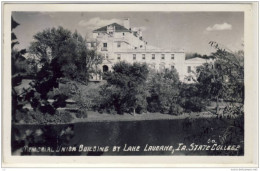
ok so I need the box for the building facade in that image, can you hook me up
[87,19,211,83]
[184,57,214,83]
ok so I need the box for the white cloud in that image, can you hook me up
[78,17,123,29]
[206,22,232,31]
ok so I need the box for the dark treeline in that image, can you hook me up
[185,52,214,60]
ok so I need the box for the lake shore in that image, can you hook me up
[73,111,216,122]
[14,111,217,125]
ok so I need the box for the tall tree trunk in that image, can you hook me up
[133,108,136,116]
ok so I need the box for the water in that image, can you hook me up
[12,118,244,156]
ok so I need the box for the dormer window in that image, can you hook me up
[171,54,175,59]
[122,33,125,36]
[108,32,113,37]
[107,25,115,34]
[142,54,145,60]
[152,54,155,60]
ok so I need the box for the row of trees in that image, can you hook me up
[90,43,244,115]
[185,52,214,60]
[12,17,244,121]
[93,63,183,115]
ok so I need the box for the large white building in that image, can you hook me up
[87,19,212,83]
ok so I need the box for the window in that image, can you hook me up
[171,54,175,59]
[140,45,143,48]
[171,65,175,70]
[122,33,125,36]
[133,54,136,60]
[161,54,165,60]
[188,78,191,81]
[117,54,121,60]
[108,32,113,36]
[142,54,145,60]
[187,66,191,73]
[152,54,155,60]
[102,43,108,51]
[117,42,121,48]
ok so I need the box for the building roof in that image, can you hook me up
[93,23,131,33]
[185,57,212,64]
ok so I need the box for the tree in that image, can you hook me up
[178,83,208,112]
[11,16,28,122]
[195,41,244,115]
[12,26,98,118]
[147,69,182,114]
[28,27,103,83]
[24,27,103,115]
[102,62,150,114]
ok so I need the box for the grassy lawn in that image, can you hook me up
[70,110,215,123]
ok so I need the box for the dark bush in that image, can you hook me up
[147,101,160,113]
[169,104,184,115]
[136,104,147,114]
[21,110,73,124]
[180,97,206,112]
[75,110,88,119]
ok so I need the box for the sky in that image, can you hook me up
[12,12,244,55]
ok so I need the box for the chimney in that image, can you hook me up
[123,18,130,30]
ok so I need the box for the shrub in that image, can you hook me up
[169,104,184,115]
[75,109,88,119]
[21,110,73,124]
[72,82,105,111]
[180,97,206,112]
[147,101,160,113]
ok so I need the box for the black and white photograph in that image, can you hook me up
[2,2,258,167]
